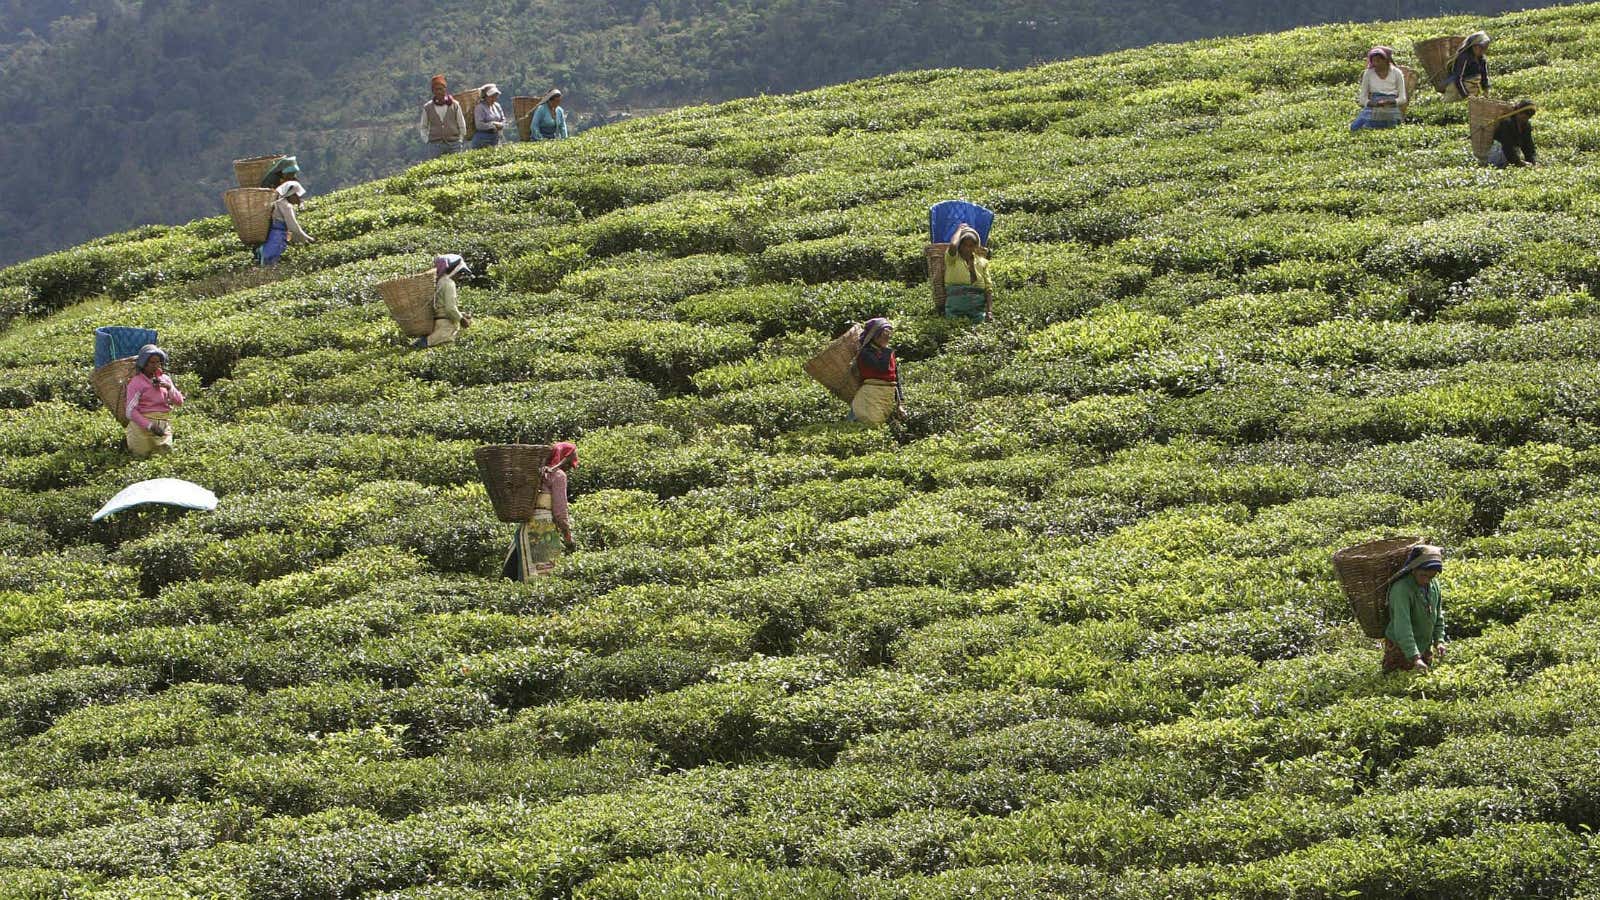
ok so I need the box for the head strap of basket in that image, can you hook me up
[1389,544,1445,582]
[474,444,553,522]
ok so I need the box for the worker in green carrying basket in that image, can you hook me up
[1383,545,1446,673]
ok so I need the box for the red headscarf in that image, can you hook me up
[1366,46,1394,68]
[431,75,452,106]
[547,441,578,470]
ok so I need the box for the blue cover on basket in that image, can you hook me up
[929,200,994,245]
[94,327,158,369]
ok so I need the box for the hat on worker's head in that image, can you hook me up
[1390,544,1445,582]
[434,254,471,279]
[135,344,168,371]
[431,75,448,90]
[480,83,500,97]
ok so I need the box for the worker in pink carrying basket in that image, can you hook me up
[1383,545,1446,673]
[502,442,578,580]
[124,344,184,458]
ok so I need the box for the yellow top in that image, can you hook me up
[944,247,992,289]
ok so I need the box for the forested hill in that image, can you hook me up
[0,0,1550,266]
[8,1,1600,894]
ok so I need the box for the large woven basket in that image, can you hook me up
[222,188,276,246]
[1469,97,1519,161]
[377,270,437,337]
[91,357,138,425]
[233,154,286,188]
[804,324,865,404]
[1397,65,1419,105]
[475,444,552,523]
[455,88,482,138]
[1332,536,1423,638]
[925,243,950,314]
[513,96,539,142]
[1416,35,1464,91]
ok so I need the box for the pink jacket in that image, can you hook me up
[542,467,569,524]
[124,372,184,429]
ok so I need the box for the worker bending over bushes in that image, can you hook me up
[1488,100,1538,168]
[943,224,993,323]
[258,180,314,266]
[414,255,473,349]
[124,344,184,458]
[1351,46,1407,130]
[1384,545,1446,673]
[851,317,904,425]
[503,442,579,579]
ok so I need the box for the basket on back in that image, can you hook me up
[91,358,139,425]
[233,154,286,188]
[475,444,553,523]
[1332,536,1423,638]
[1469,97,1518,161]
[1397,65,1419,105]
[513,96,539,141]
[455,88,482,136]
[376,271,437,337]
[925,243,950,313]
[1416,36,1464,91]
[223,188,276,246]
[804,323,865,403]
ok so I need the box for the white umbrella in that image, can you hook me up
[91,478,218,522]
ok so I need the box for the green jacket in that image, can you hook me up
[1385,575,1444,661]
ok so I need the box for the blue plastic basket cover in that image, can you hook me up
[929,200,994,245]
[94,326,158,369]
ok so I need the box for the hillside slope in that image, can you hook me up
[0,0,1544,266]
[5,3,1600,896]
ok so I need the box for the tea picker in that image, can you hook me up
[1332,538,1447,673]
[530,89,569,140]
[473,84,509,148]
[122,344,185,458]
[257,180,315,266]
[413,255,474,349]
[477,443,579,580]
[420,75,469,157]
[1350,46,1408,131]
[926,200,995,322]
[1473,98,1537,168]
[850,318,905,425]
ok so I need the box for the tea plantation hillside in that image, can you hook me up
[10,4,1600,896]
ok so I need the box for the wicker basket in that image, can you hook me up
[223,188,276,246]
[377,270,437,337]
[233,154,286,188]
[1416,35,1464,91]
[475,444,553,523]
[512,96,539,142]
[925,243,950,314]
[804,324,865,404]
[91,357,139,425]
[1469,97,1519,161]
[1397,65,1418,105]
[1332,536,1423,638]
[455,88,482,138]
